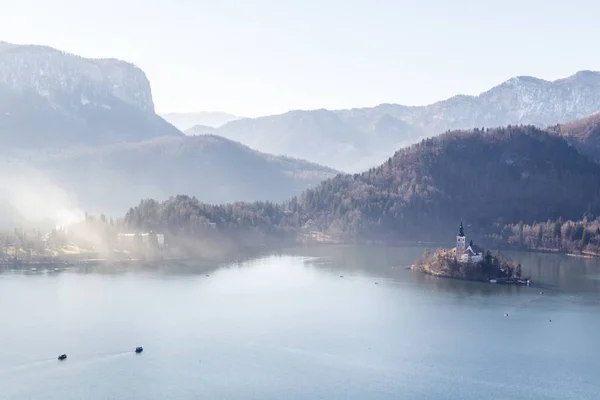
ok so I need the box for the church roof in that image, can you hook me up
[471,244,484,253]
[464,244,484,254]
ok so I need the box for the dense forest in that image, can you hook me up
[122,196,301,255]
[124,124,600,246]
[124,196,293,236]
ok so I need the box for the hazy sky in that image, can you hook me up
[1,0,599,117]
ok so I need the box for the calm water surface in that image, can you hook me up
[1,246,599,399]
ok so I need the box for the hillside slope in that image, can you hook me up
[550,112,600,163]
[25,135,338,216]
[291,125,600,241]
[217,108,422,171]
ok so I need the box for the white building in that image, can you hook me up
[462,241,484,263]
[456,222,484,263]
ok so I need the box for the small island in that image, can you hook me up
[412,222,530,285]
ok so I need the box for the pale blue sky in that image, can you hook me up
[1,0,599,117]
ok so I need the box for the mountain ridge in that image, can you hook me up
[213,70,600,171]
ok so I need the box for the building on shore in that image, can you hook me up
[117,232,165,249]
[456,222,483,263]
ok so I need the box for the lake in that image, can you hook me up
[1,245,599,399]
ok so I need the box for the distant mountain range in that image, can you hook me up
[161,111,241,131]
[211,71,600,171]
[5,39,600,231]
[0,42,336,221]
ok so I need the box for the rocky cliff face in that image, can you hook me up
[0,41,181,149]
[0,42,154,112]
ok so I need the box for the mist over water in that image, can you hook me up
[1,245,599,400]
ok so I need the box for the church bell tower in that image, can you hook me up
[456,221,466,259]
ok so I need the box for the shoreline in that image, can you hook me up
[409,264,530,285]
[299,235,600,260]
[4,240,598,269]
[496,246,600,259]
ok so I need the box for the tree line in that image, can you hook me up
[487,217,600,256]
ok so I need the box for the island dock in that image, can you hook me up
[489,278,530,285]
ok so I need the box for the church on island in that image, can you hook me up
[456,222,484,263]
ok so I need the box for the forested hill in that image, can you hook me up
[289,125,600,241]
[124,125,600,243]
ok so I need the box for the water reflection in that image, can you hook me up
[505,251,600,294]
[3,245,600,296]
